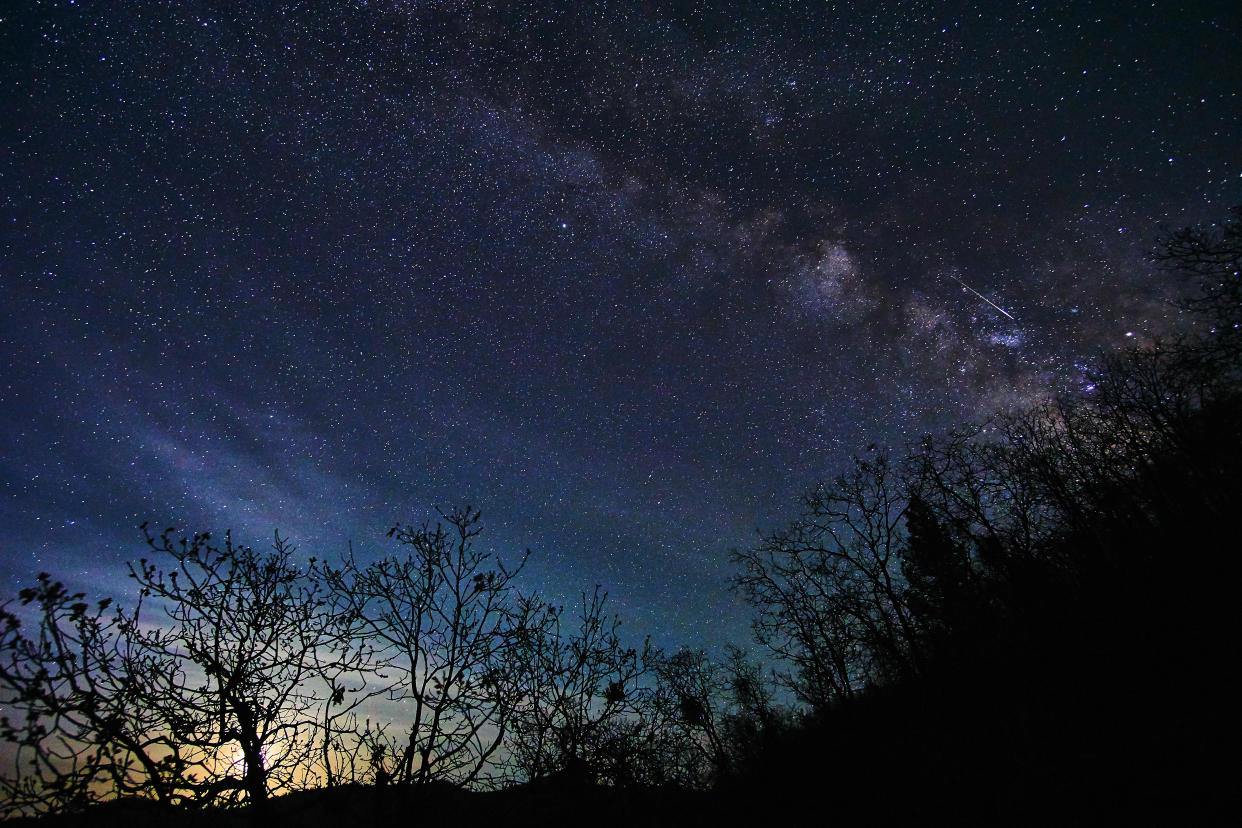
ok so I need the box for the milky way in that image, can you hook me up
[1,1,1238,648]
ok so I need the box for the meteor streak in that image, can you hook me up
[946,274,1015,320]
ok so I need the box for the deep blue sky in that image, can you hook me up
[2,1,1239,650]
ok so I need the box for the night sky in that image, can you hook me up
[2,1,1238,650]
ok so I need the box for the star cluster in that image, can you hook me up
[1,1,1238,647]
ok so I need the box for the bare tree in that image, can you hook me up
[125,525,375,806]
[0,526,384,815]
[317,507,529,788]
[1156,206,1242,357]
[906,424,1058,568]
[0,575,186,815]
[502,586,653,785]
[731,453,922,709]
[650,648,731,782]
[716,645,787,768]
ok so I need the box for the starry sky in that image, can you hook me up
[2,1,1239,650]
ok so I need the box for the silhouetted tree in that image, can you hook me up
[1156,205,1242,367]
[125,526,373,806]
[731,452,921,709]
[316,507,529,788]
[907,424,1055,567]
[0,527,378,816]
[900,493,983,641]
[0,575,183,815]
[646,645,789,785]
[715,645,788,770]
[502,586,653,785]
[651,648,730,781]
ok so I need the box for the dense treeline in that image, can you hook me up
[724,209,1241,821]
[2,212,1239,822]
